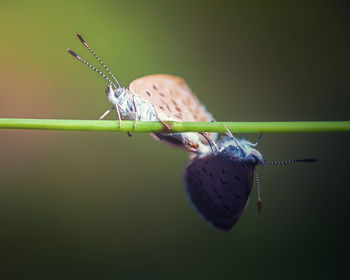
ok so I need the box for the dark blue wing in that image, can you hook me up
[183,152,255,231]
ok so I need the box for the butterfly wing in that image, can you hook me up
[129,74,216,153]
[129,74,213,122]
[183,152,255,231]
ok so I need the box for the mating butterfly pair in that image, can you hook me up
[67,34,315,231]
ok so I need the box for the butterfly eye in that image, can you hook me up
[113,87,124,98]
[249,156,259,164]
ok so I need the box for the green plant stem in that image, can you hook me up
[0,118,349,133]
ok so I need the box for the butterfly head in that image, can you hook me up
[105,84,125,105]
[220,136,265,166]
[237,138,265,165]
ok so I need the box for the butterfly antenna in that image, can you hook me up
[265,158,316,165]
[67,49,117,88]
[76,33,121,88]
[255,172,262,212]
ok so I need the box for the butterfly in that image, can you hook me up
[183,129,315,231]
[67,33,215,154]
[67,33,316,232]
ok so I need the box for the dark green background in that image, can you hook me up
[0,1,349,279]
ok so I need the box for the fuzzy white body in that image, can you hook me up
[107,86,158,121]
[106,85,211,154]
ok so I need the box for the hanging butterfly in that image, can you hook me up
[67,33,215,154]
[183,128,316,231]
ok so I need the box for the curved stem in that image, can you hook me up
[0,118,349,133]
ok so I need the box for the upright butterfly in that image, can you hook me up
[67,33,215,154]
[184,129,315,231]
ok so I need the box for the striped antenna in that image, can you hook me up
[67,48,117,88]
[76,33,121,88]
[254,158,315,213]
[265,158,316,165]
[255,172,262,212]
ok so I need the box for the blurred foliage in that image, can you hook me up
[0,0,349,279]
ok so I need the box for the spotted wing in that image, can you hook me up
[129,74,213,122]
[183,153,255,231]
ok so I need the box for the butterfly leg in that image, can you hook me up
[153,106,171,131]
[199,132,219,154]
[184,140,199,151]
[222,124,242,150]
[115,104,122,129]
[252,133,263,146]
[99,105,122,128]
[132,95,138,130]
[127,96,138,137]
[98,107,114,120]
[154,108,171,131]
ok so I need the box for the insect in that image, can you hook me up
[183,129,315,231]
[67,33,215,154]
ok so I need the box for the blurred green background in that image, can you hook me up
[0,0,349,279]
